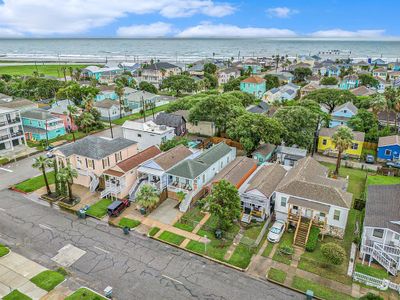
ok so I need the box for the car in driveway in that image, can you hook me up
[267,220,286,243]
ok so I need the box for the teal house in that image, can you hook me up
[95,86,118,102]
[252,143,276,165]
[339,75,360,90]
[240,76,266,99]
[242,64,261,74]
[82,66,123,81]
[21,109,66,141]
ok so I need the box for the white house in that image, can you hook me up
[94,99,121,121]
[218,67,241,85]
[274,157,352,247]
[360,184,400,275]
[0,107,26,154]
[263,83,300,103]
[122,120,175,151]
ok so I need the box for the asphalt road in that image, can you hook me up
[0,190,302,300]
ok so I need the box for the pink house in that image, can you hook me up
[48,100,80,131]
[53,136,138,192]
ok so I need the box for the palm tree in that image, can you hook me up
[370,93,386,118]
[57,164,78,202]
[82,94,94,112]
[67,105,78,142]
[68,66,74,81]
[160,68,166,82]
[61,66,67,82]
[74,68,82,82]
[332,126,354,176]
[32,156,53,195]
[114,84,124,119]
[80,112,95,134]
[393,90,400,131]
[384,87,397,128]
[136,184,159,210]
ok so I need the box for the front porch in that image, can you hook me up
[361,240,400,276]
[240,195,269,223]
[101,171,126,199]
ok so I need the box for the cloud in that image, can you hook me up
[117,22,173,37]
[0,0,235,35]
[0,27,24,37]
[310,29,386,38]
[176,23,297,38]
[266,7,298,18]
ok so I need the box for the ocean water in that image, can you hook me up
[0,38,399,63]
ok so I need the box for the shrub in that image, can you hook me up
[279,245,294,255]
[321,242,346,265]
[305,226,320,252]
[359,293,383,300]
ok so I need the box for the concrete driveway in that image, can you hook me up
[148,198,181,225]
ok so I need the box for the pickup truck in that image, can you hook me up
[107,199,130,217]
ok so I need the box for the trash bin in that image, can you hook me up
[104,286,113,298]
[77,209,86,219]
[215,229,222,239]
[306,289,314,300]
[140,207,147,215]
[123,226,130,235]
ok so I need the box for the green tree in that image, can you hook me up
[274,106,318,149]
[369,93,387,117]
[139,81,158,94]
[227,113,284,154]
[204,73,218,89]
[383,87,397,128]
[66,104,78,142]
[80,112,95,134]
[298,99,331,126]
[293,67,312,83]
[57,164,78,202]
[348,109,379,142]
[161,75,196,96]
[332,126,354,175]
[32,156,53,195]
[223,75,247,92]
[359,293,383,300]
[222,91,256,107]
[114,84,125,119]
[56,83,99,106]
[200,180,241,231]
[203,62,217,74]
[321,242,346,265]
[160,137,189,152]
[304,89,356,113]
[136,184,159,210]
[53,158,60,195]
[320,76,338,85]
[358,74,379,88]
[263,74,280,90]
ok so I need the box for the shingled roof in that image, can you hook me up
[154,112,185,128]
[245,164,287,198]
[153,144,193,170]
[319,126,365,142]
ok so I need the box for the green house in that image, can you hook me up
[240,76,266,99]
[252,143,276,165]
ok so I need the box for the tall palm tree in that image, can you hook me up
[82,94,94,112]
[67,105,78,142]
[57,164,78,202]
[370,93,387,118]
[80,112,95,134]
[332,126,354,176]
[393,90,400,131]
[68,66,74,81]
[74,68,82,82]
[384,87,397,128]
[61,66,67,82]
[32,156,53,195]
[136,184,159,210]
[114,84,124,119]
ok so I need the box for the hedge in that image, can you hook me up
[305,226,320,252]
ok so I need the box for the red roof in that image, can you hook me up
[116,146,161,172]
[241,76,265,84]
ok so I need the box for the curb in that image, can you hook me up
[67,286,107,300]
[8,187,28,194]
[267,277,325,300]
[0,246,11,259]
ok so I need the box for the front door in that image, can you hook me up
[305,209,312,219]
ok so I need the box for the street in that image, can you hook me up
[0,189,301,300]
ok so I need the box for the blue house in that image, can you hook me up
[242,64,261,74]
[326,66,341,77]
[339,75,360,90]
[329,102,358,128]
[82,66,123,81]
[377,135,400,162]
[95,86,118,102]
[21,109,66,141]
[240,76,266,99]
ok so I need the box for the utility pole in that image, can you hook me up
[45,120,49,149]
[108,110,114,139]
[311,116,321,157]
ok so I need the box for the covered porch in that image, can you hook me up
[101,169,126,199]
[136,166,164,191]
[167,174,198,193]
[240,194,268,223]
[287,196,328,229]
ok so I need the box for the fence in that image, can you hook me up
[204,136,243,150]
[353,271,400,293]
[363,142,378,150]
[377,167,400,177]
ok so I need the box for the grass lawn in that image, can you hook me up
[158,231,186,246]
[14,171,55,193]
[0,244,9,257]
[261,241,275,258]
[292,276,354,300]
[268,268,287,283]
[355,263,389,279]
[118,217,141,229]
[173,207,205,232]
[242,222,265,240]
[65,288,106,300]
[0,157,9,165]
[85,199,113,218]
[3,290,32,300]
[272,231,294,265]
[228,244,254,269]
[148,227,160,237]
[30,270,65,292]
[367,174,400,186]
[0,64,90,77]
[112,104,170,125]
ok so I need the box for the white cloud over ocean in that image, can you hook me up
[310,29,386,38]
[117,22,174,37]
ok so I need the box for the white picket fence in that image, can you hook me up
[353,271,400,293]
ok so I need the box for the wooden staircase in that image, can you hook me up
[294,217,312,247]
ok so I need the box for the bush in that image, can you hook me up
[279,245,294,255]
[321,242,346,265]
[359,293,383,300]
[305,226,320,252]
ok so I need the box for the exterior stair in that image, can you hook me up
[129,178,147,201]
[241,213,251,224]
[294,217,311,247]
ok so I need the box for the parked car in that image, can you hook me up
[107,199,130,217]
[386,161,400,169]
[267,220,286,243]
[365,154,375,164]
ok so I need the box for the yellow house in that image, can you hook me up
[318,126,365,158]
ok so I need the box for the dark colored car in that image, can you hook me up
[365,154,375,164]
[107,199,130,217]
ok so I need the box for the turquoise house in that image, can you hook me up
[95,89,118,102]
[243,64,261,74]
[21,109,66,141]
[339,75,360,90]
[82,66,123,81]
[329,102,358,127]
[326,66,341,77]
[252,143,276,165]
[240,76,266,99]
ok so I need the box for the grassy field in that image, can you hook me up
[14,171,55,193]
[355,263,389,279]
[65,288,107,300]
[112,104,170,125]
[3,290,32,300]
[85,199,113,218]
[30,270,65,292]
[158,231,186,246]
[118,218,141,229]
[292,276,354,300]
[268,268,287,283]
[0,64,90,77]
[367,174,400,186]
[0,244,9,257]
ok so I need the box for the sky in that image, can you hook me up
[0,0,398,39]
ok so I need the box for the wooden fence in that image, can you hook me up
[377,167,400,177]
[363,142,378,150]
[204,136,243,150]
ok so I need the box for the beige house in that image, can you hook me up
[54,136,138,192]
[141,62,181,86]
[172,110,216,136]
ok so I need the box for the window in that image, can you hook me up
[385,149,392,156]
[87,159,95,170]
[102,157,110,169]
[280,197,287,207]
[343,109,347,113]
[373,229,384,239]
[320,212,326,218]
[137,133,142,137]
[322,139,327,145]
[351,143,358,150]
[115,152,122,162]
[333,209,340,221]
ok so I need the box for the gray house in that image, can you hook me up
[154,112,186,136]
[360,184,400,275]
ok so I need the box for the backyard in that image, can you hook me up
[14,171,55,193]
